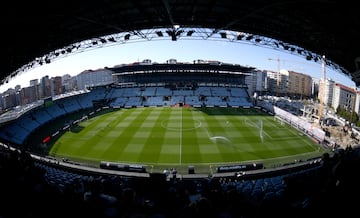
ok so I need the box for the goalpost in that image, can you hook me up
[274,115,285,126]
[259,119,264,143]
[244,118,265,143]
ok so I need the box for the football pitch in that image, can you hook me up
[50,107,324,173]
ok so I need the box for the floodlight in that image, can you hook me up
[124,34,130,40]
[245,35,253,41]
[108,37,116,42]
[156,31,163,37]
[237,34,244,40]
[187,30,194,36]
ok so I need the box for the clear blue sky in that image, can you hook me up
[0,39,355,93]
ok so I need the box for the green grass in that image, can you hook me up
[50,107,325,174]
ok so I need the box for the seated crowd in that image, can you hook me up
[0,144,359,218]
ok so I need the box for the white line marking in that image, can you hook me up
[179,107,182,165]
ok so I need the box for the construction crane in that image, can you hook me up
[318,55,326,120]
[267,57,281,96]
[268,56,326,120]
[268,57,306,97]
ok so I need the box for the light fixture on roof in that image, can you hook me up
[166,29,183,41]
[156,31,163,37]
[313,56,320,62]
[108,37,116,42]
[237,34,244,40]
[220,32,227,39]
[45,57,51,64]
[245,35,253,41]
[306,54,313,61]
[124,34,130,40]
[187,30,194,36]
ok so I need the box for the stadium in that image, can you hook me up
[0,60,338,218]
[1,1,360,218]
[0,61,326,175]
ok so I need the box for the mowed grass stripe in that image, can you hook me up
[50,107,323,166]
[260,115,319,155]
[50,111,123,157]
[138,107,175,163]
[181,108,203,164]
[195,108,265,163]
[190,110,225,163]
[52,108,146,160]
[100,107,154,162]
[82,109,143,159]
[205,109,235,162]
[262,115,317,148]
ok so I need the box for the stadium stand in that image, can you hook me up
[0,67,357,218]
[1,1,360,216]
[0,144,359,218]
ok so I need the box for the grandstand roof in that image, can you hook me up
[1,0,360,85]
[110,62,255,75]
